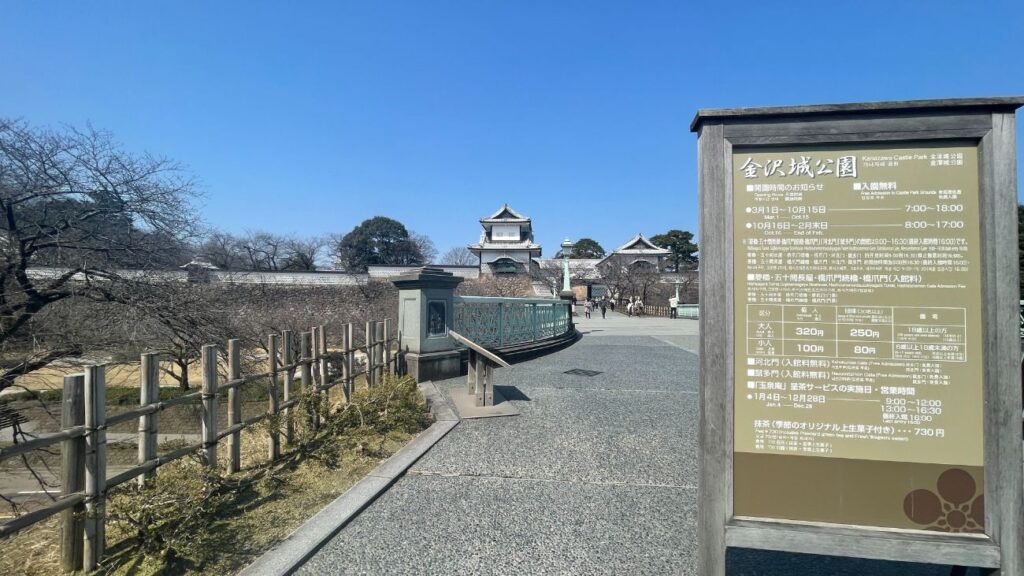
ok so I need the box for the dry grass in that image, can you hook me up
[0,515,61,574]
[6,344,381,394]
[0,434,401,575]
[0,376,430,575]
[9,361,170,392]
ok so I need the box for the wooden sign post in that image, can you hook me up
[692,97,1024,574]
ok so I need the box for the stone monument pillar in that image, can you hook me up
[392,267,464,382]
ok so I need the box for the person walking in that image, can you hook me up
[669,295,679,319]
[584,298,593,319]
[635,298,644,317]
[600,298,607,319]
[627,298,634,317]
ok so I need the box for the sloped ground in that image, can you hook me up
[299,313,986,575]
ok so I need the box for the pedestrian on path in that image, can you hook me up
[669,295,679,319]
[627,299,634,317]
[635,298,644,317]
[584,298,593,319]
[600,298,607,319]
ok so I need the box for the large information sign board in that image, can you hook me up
[733,144,984,531]
[691,98,1024,576]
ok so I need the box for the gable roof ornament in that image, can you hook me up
[597,233,670,266]
[481,203,530,223]
[613,233,670,254]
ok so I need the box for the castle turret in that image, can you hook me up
[468,204,542,275]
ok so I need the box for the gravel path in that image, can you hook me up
[298,313,985,575]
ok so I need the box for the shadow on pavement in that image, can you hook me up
[727,548,988,576]
[494,385,531,402]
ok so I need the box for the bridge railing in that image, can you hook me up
[677,304,699,319]
[453,296,572,349]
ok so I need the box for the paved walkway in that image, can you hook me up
[299,312,986,575]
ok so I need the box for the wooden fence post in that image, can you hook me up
[227,340,241,474]
[310,326,321,392]
[313,325,325,414]
[282,330,295,444]
[83,364,106,571]
[310,326,323,408]
[267,334,281,461]
[364,321,374,387]
[60,373,85,573]
[397,328,405,376]
[301,332,318,430]
[318,325,328,395]
[380,317,387,377]
[138,353,159,487]
[375,321,385,382]
[201,345,218,469]
[339,324,349,402]
[345,323,355,398]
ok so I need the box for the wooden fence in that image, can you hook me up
[0,319,401,572]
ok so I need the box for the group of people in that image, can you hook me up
[576,296,650,319]
[576,295,681,319]
[581,296,614,319]
[625,297,644,317]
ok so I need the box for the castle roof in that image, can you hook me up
[480,204,530,224]
[597,234,670,265]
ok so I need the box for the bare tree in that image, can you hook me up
[620,261,661,302]
[457,275,533,297]
[198,231,243,270]
[597,259,660,303]
[281,235,326,271]
[238,231,288,271]
[199,231,327,272]
[0,118,198,392]
[440,246,476,266]
[409,230,437,264]
[120,280,236,389]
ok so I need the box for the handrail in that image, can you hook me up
[448,330,511,368]
[454,295,570,306]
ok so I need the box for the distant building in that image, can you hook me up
[468,204,542,275]
[597,233,671,271]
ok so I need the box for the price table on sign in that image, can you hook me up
[746,304,967,362]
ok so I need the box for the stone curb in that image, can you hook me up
[237,381,459,576]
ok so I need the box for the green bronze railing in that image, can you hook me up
[453,296,572,349]
[677,304,699,319]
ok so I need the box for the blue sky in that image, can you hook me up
[3,1,1023,258]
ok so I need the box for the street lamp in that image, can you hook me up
[559,238,574,301]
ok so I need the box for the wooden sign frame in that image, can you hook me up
[692,97,1024,575]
